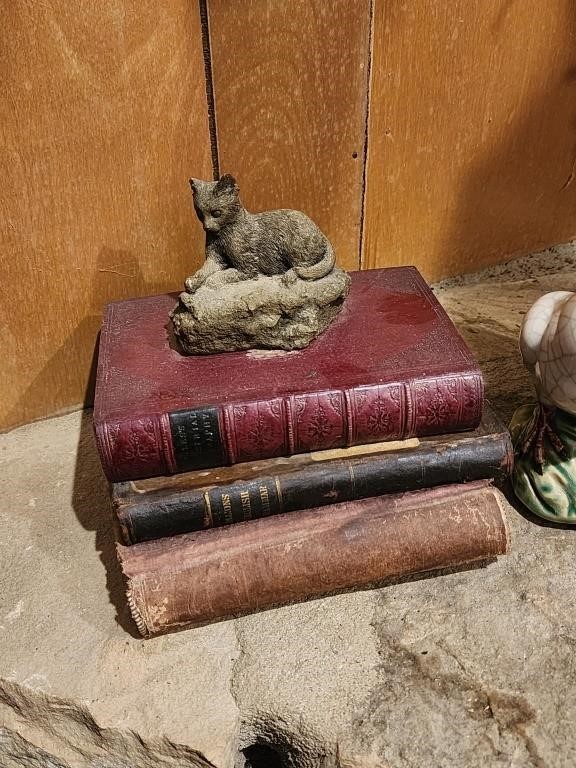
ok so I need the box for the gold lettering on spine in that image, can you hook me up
[240,490,252,520]
[259,485,271,516]
[274,477,283,511]
[221,493,233,524]
[203,490,214,528]
[348,465,356,496]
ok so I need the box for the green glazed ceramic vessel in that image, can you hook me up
[511,403,576,523]
[512,290,576,523]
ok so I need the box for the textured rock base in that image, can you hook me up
[170,267,350,354]
[3,242,576,767]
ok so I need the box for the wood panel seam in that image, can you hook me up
[199,0,220,179]
[359,0,375,271]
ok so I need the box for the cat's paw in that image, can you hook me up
[184,276,202,293]
[281,269,298,286]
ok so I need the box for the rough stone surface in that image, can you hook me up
[2,242,576,767]
[171,268,350,354]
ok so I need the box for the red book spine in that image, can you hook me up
[95,371,483,481]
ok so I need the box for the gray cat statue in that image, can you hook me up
[170,174,350,354]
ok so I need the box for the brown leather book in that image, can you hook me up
[118,480,510,637]
[94,267,483,481]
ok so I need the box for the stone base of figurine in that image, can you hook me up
[510,402,576,523]
[170,267,350,355]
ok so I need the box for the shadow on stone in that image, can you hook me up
[71,407,139,637]
[235,717,326,768]
[241,743,284,768]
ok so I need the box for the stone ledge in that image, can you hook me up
[2,242,576,767]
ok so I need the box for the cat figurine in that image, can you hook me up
[184,174,336,293]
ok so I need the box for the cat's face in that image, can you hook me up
[189,174,241,233]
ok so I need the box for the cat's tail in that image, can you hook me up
[294,241,336,280]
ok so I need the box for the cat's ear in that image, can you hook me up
[189,178,199,194]
[215,174,238,195]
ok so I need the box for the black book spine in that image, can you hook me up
[117,430,512,544]
[168,407,227,471]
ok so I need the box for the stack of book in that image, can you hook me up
[93,267,512,637]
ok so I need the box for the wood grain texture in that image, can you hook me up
[363,0,576,281]
[207,0,371,272]
[0,1,211,431]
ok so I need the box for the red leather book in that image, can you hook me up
[94,267,484,481]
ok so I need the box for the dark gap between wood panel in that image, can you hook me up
[199,0,220,179]
[359,0,375,271]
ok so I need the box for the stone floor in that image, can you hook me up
[1,243,576,768]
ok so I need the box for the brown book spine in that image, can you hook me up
[118,481,510,637]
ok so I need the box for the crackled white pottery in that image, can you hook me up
[511,291,576,523]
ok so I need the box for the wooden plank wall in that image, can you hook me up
[207,0,371,272]
[2,0,576,430]
[0,1,212,431]
[363,0,576,280]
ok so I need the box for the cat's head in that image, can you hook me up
[189,174,241,233]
